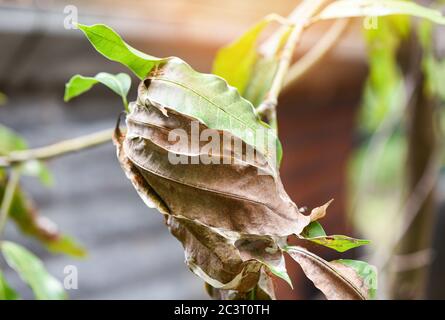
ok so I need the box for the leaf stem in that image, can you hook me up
[257,0,328,127]
[0,166,22,239]
[122,96,129,113]
[282,18,350,92]
[0,128,114,167]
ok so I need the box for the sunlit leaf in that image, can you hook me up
[77,24,165,79]
[1,241,67,300]
[212,17,275,94]
[0,269,20,300]
[301,221,369,252]
[64,72,131,108]
[317,0,445,25]
[212,16,291,109]
[306,235,370,253]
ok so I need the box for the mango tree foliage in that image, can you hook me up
[64,72,131,110]
[0,125,85,258]
[1,242,66,300]
[73,22,378,300]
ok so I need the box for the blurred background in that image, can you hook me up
[0,0,444,299]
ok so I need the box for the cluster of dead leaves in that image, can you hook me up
[113,79,374,300]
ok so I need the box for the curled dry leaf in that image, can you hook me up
[309,199,334,222]
[285,246,371,300]
[122,81,309,236]
[113,77,312,293]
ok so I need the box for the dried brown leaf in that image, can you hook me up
[121,97,309,237]
[309,199,334,222]
[113,93,312,295]
[286,246,367,300]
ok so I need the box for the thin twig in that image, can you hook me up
[256,0,329,126]
[283,19,350,92]
[0,166,22,239]
[0,128,113,166]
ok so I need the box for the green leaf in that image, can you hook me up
[305,235,370,253]
[317,0,445,25]
[212,16,289,109]
[140,57,282,166]
[64,72,131,108]
[212,18,273,95]
[1,241,66,300]
[77,24,165,79]
[301,221,370,252]
[333,259,378,299]
[45,235,87,258]
[0,125,27,155]
[0,269,20,300]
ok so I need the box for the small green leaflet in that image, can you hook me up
[64,72,131,109]
[0,269,20,300]
[45,235,87,258]
[301,221,370,252]
[317,0,445,25]
[77,24,165,79]
[333,259,378,299]
[1,241,66,300]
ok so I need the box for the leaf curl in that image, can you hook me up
[284,246,376,300]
